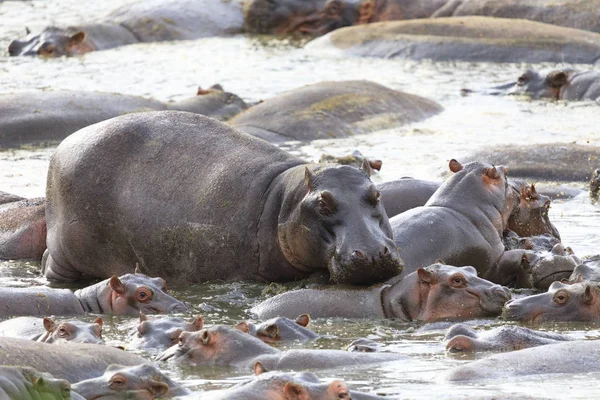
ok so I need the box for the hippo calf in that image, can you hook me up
[237,314,319,343]
[132,312,204,350]
[252,263,510,321]
[0,366,77,400]
[0,316,103,344]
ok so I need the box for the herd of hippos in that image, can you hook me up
[2,0,600,398]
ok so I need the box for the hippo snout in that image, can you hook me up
[330,242,403,285]
[168,301,189,313]
[502,298,530,321]
[480,285,511,314]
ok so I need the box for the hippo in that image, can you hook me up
[570,255,600,281]
[592,169,600,198]
[229,80,442,142]
[0,87,248,148]
[506,182,560,239]
[446,340,600,381]
[132,312,204,350]
[0,337,149,383]
[0,191,24,205]
[0,366,78,400]
[378,178,440,218]
[156,324,401,371]
[251,264,510,320]
[527,243,579,290]
[0,197,46,260]
[444,324,573,353]
[503,280,600,323]
[8,0,244,57]
[306,17,600,64]
[319,150,382,176]
[43,111,403,285]
[236,314,320,343]
[463,143,600,182]
[503,232,561,253]
[389,160,530,284]
[0,269,187,316]
[0,316,103,344]
[71,364,190,399]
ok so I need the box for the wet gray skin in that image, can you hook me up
[0,316,103,344]
[503,232,561,253]
[444,323,573,353]
[238,314,320,343]
[503,280,600,323]
[0,197,46,260]
[132,312,204,350]
[156,324,402,371]
[71,364,190,399]
[0,366,74,400]
[527,243,579,291]
[508,69,600,101]
[570,255,600,282]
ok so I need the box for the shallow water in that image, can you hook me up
[1,0,600,398]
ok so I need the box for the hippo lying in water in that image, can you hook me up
[0,269,186,316]
[236,314,320,343]
[8,0,244,57]
[230,80,442,142]
[0,196,46,260]
[131,312,204,350]
[0,316,103,344]
[43,111,403,285]
[251,264,510,320]
[0,366,80,400]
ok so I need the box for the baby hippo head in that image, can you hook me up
[508,69,574,99]
[278,164,403,285]
[237,314,318,343]
[135,312,204,349]
[40,317,103,344]
[8,27,88,57]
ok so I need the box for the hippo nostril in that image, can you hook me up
[351,250,366,260]
[383,246,389,255]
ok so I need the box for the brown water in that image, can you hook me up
[1,1,600,398]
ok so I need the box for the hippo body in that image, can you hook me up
[378,178,439,217]
[230,80,442,142]
[0,316,103,344]
[43,111,402,285]
[306,17,600,64]
[0,366,76,400]
[0,197,46,260]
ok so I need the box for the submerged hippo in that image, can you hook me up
[503,280,600,323]
[230,80,442,142]
[306,17,600,64]
[444,324,573,353]
[0,366,77,400]
[43,111,402,285]
[0,269,186,316]
[570,255,600,281]
[252,264,510,320]
[319,150,382,176]
[0,316,103,344]
[71,364,189,399]
[0,191,24,205]
[156,324,401,370]
[0,197,46,260]
[132,312,204,350]
[236,314,319,343]
[8,0,244,57]
[0,86,247,148]
[447,340,600,381]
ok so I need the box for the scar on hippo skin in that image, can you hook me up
[236,314,319,343]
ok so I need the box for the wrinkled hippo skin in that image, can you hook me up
[0,87,247,148]
[447,340,600,381]
[156,324,402,371]
[0,366,75,400]
[504,280,600,323]
[0,337,148,383]
[319,150,382,176]
[0,270,186,316]
[230,80,442,142]
[71,364,189,399]
[464,143,600,182]
[0,316,103,344]
[570,255,600,281]
[306,16,600,64]
[131,312,204,350]
[444,324,573,353]
[8,0,244,57]
[0,197,46,260]
[237,314,319,343]
[252,264,510,320]
[43,111,402,285]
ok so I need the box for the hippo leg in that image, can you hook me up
[41,249,84,282]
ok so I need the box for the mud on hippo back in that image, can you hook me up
[42,111,402,285]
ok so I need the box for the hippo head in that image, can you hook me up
[8,27,89,57]
[71,364,170,400]
[508,182,560,239]
[528,243,578,290]
[278,164,403,285]
[591,168,600,198]
[503,280,600,323]
[569,255,600,282]
[237,314,318,343]
[386,264,511,321]
[18,367,73,399]
[135,312,204,349]
[507,69,575,100]
[40,317,103,344]
[244,0,361,35]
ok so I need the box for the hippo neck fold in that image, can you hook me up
[383,273,423,322]
[74,279,112,314]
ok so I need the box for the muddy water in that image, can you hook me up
[1,1,600,398]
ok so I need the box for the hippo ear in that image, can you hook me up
[210,84,224,91]
[434,259,446,265]
[134,263,142,274]
[305,167,315,192]
[235,322,250,333]
[191,316,204,331]
[446,335,475,353]
[360,158,372,177]
[94,317,103,327]
[449,159,463,173]
[68,31,86,46]
[43,317,56,333]
[546,71,568,89]
[254,361,267,375]
[417,267,434,283]
[149,381,169,397]
[139,311,148,322]
[368,158,383,172]
[327,380,350,399]
[200,330,210,345]
[296,314,310,327]
[583,285,598,305]
[25,26,31,35]
[283,382,308,399]
[197,87,212,95]
[485,166,501,180]
[109,276,127,295]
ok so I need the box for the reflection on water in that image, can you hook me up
[1,0,600,398]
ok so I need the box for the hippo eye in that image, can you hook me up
[553,291,569,304]
[517,74,528,86]
[58,327,69,337]
[38,43,56,56]
[178,336,185,346]
[135,287,153,303]
[109,375,126,389]
[450,275,466,287]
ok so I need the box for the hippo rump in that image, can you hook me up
[0,87,247,148]
[8,0,244,57]
[0,366,80,400]
[305,17,600,64]
[230,80,442,142]
[43,111,403,285]
[0,197,46,260]
[462,143,600,182]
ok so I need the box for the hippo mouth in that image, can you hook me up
[328,252,402,285]
[478,287,511,315]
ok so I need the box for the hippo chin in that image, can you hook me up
[43,111,402,285]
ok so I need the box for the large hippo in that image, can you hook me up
[0,270,186,316]
[0,316,103,344]
[229,80,442,142]
[0,366,78,400]
[8,0,244,57]
[0,197,46,260]
[43,111,403,285]
[251,264,510,320]
[463,143,600,182]
[306,17,600,64]
[0,86,248,148]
